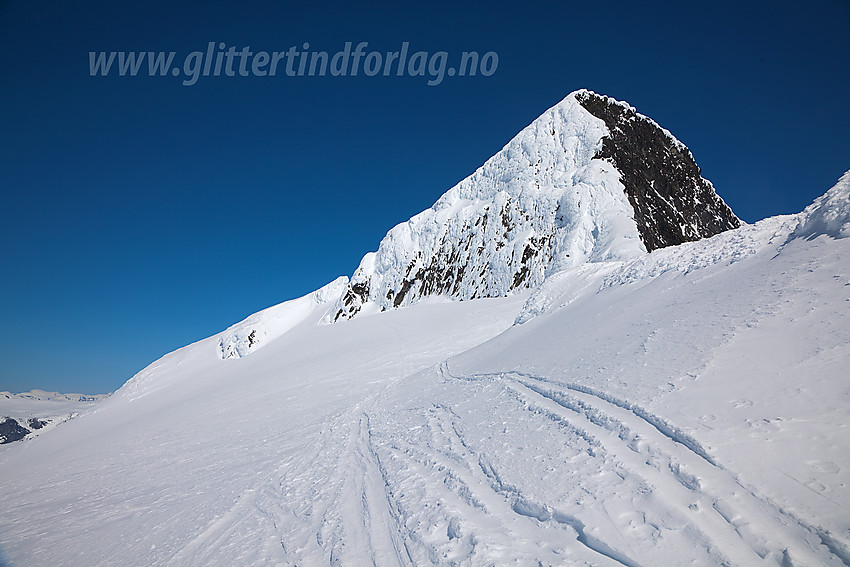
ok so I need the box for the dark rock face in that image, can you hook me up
[332,199,554,322]
[0,417,30,444]
[576,91,740,251]
[27,418,49,430]
[334,281,371,321]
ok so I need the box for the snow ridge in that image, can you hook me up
[219,276,348,359]
[794,170,850,239]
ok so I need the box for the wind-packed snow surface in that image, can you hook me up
[1,171,848,566]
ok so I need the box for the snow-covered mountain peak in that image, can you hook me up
[332,90,740,321]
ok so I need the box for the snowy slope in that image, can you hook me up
[0,288,529,567]
[0,173,848,566]
[332,90,739,321]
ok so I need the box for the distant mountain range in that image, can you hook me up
[0,390,109,444]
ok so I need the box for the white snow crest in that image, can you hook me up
[516,214,799,325]
[219,276,348,359]
[794,170,850,240]
[600,216,797,289]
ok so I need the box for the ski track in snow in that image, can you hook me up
[412,364,845,566]
[187,356,843,567]
[500,372,829,566]
[161,406,412,567]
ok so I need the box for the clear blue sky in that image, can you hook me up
[1,0,848,394]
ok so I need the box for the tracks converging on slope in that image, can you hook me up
[427,363,845,566]
[164,362,846,566]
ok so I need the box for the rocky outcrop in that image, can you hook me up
[574,91,740,251]
[0,417,32,444]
